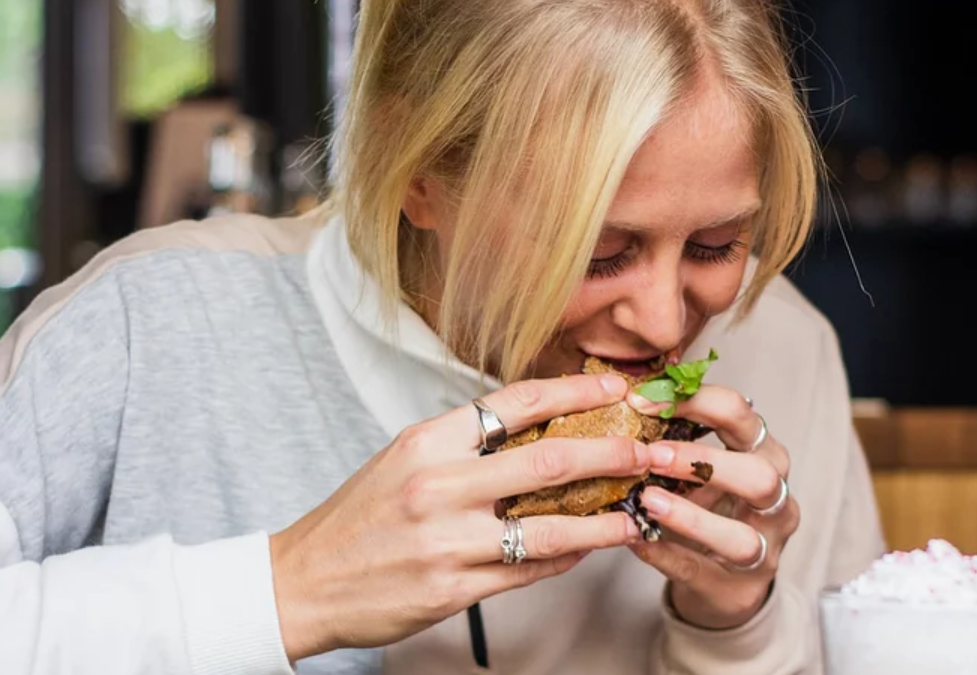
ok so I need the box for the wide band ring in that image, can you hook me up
[473,398,508,456]
[501,516,527,564]
[750,475,789,517]
[728,531,768,573]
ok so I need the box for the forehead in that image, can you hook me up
[608,76,760,232]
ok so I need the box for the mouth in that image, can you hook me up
[585,352,679,378]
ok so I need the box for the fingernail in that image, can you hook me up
[601,375,627,397]
[641,443,675,467]
[628,391,669,415]
[644,494,671,517]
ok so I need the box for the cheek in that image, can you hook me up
[683,260,747,313]
[560,289,611,329]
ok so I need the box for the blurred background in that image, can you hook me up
[0,0,974,552]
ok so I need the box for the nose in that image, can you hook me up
[610,263,687,353]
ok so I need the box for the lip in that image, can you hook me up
[585,352,668,378]
[582,348,684,377]
[586,349,682,364]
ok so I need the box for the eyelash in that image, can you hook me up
[586,240,747,279]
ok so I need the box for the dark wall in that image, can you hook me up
[787,0,977,405]
[788,227,977,406]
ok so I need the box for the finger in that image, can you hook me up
[644,441,785,509]
[628,537,727,586]
[426,436,658,507]
[436,373,630,452]
[458,511,639,565]
[639,487,767,568]
[632,385,790,478]
[630,384,763,451]
[737,494,802,540]
[468,551,589,600]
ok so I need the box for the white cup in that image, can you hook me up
[819,587,977,675]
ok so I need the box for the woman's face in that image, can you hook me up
[532,82,760,380]
[405,77,760,380]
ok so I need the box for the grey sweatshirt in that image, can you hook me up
[0,216,387,674]
[0,214,886,675]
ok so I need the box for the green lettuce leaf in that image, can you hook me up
[634,348,718,418]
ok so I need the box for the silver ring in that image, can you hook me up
[751,475,789,517]
[473,398,508,455]
[501,516,527,564]
[744,396,754,409]
[728,531,768,572]
[748,414,768,452]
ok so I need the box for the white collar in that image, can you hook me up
[306,218,503,441]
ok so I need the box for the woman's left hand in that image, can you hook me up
[627,385,799,630]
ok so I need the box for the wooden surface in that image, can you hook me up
[871,470,977,555]
[855,405,977,470]
[854,405,977,554]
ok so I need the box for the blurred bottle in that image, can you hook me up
[205,117,275,217]
[900,153,945,226]
[846,147,893,229]
[947,154,977,227]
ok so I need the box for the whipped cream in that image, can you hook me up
[840,539,977,605]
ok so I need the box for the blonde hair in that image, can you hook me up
[321,0,819,383]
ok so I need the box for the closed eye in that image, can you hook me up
[684,239,747,265]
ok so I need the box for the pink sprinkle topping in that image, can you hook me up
[840,539,977,605]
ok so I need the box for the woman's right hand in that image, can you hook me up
[269,372,661,662]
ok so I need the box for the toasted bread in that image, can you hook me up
[499,356,712,540]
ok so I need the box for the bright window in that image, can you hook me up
[0,0,43,332]
[120,0,215,118]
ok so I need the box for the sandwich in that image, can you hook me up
[499,350,719,541]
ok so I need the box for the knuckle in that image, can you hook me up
[530,443,572,484]
[634,546,654,565]
[758,466,782,503]
[606,436,640,473]
[672,555,701,583]
[505,380,544,413]
[400,471,440,519]
[397,423,434,459]
[737,528,763,564]
[738,398,756,424]
[532,523,568,558]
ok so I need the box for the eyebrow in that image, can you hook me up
[602,203,763,233]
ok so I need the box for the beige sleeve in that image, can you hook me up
[651,580,819,674]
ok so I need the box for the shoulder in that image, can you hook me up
[89,212,320,262]
[92,213,322,298]
[26,211,319,306]
[746,272,839,349]
[1,213,323,390]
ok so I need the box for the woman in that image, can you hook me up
[0,0,885,673]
